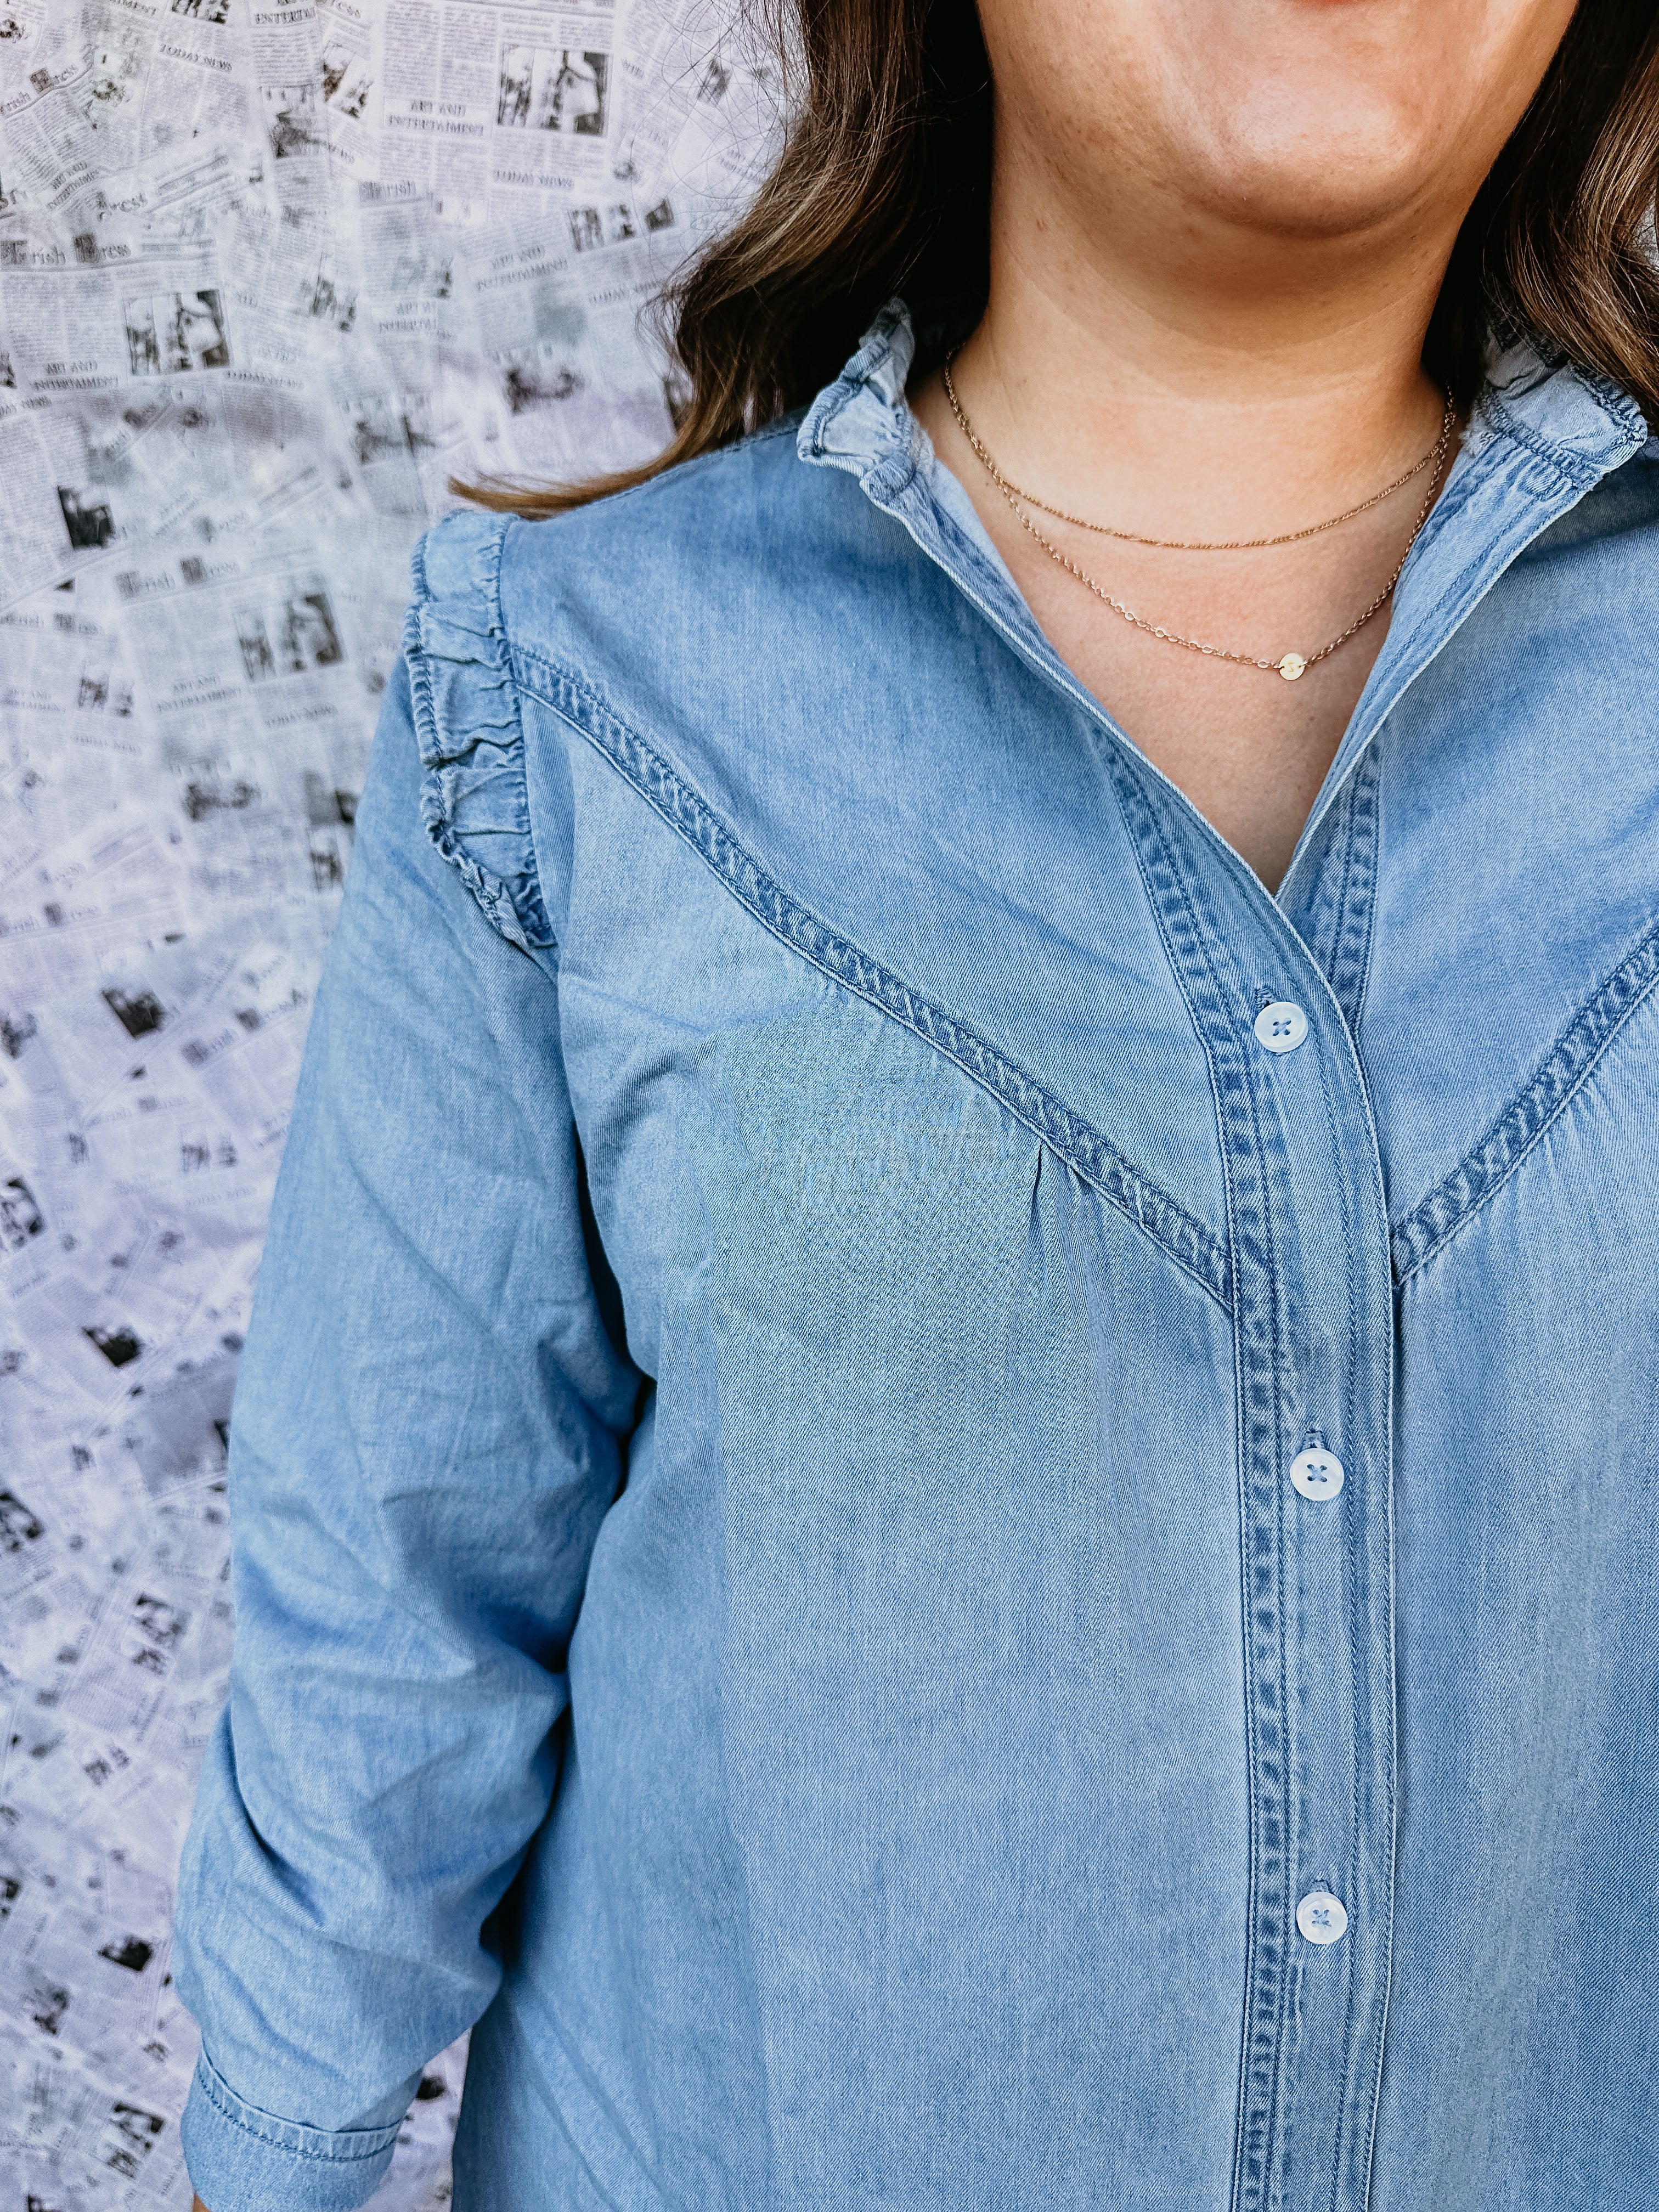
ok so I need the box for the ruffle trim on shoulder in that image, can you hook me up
[405,511,554,953]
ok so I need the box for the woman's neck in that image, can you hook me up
[906,128,1470,893]
[955,129,1457,552]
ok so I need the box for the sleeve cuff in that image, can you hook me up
[179,2048,410,2212]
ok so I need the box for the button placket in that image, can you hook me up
[1234,973,1387,2200]
[1104,749,1396,2212]
[1236,980,1391,2190]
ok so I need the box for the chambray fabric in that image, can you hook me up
[173,304,1659,2212]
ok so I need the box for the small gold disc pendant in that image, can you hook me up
[1278,654,1307,682]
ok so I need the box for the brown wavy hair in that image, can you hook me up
[466,0,1659,516]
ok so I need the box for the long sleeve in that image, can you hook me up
[172,538,640,2209]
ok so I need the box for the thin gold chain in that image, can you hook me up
[941,354,1456,680]
[943,356,1454,551]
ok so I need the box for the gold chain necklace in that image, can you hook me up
[941,354,1456,681]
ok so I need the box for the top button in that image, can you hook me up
[1254,1001,1308,1054]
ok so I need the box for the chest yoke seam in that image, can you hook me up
[1391,912,1659,1283]
[511,642,1233,1313]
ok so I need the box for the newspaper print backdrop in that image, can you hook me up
[0,0,776,2197]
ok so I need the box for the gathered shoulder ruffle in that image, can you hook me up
[404,511,554,953]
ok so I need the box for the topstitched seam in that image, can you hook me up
[1391,914,1659,1282]
[511,645,1233,1312]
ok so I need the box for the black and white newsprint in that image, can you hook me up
[0,0,780,2199]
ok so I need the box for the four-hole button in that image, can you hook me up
[1290,1447,1345,1502]
[1254,1001,1308,1054]
[1296,1889,1348,1945]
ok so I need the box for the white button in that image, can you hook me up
[1290,1447,1345,1502]
[1296,1889,1348,1945]
[1254,1002,1308,1054]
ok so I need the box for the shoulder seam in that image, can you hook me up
[511,641,1233,1312]
[503,416,804,529]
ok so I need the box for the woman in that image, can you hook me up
[175,3,1659,2207]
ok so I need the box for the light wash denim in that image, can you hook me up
[173,303,1659,2212]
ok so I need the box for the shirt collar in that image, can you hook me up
[798,300,1650,893]
[799,297,1647,501]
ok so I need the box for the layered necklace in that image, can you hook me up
[941,352,1456,682]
